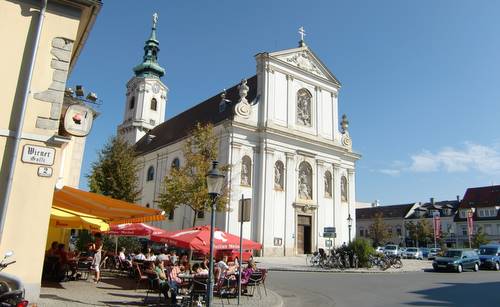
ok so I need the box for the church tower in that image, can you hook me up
[118,13,168,145]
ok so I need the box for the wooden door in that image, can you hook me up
[297,215,312,254]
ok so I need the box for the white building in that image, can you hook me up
[119,20,361,256]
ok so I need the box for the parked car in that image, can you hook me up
[384,244,400,256]
[375,246,385,253]
[421,248,430,258]
[478,244,500,270]
[428,248,441,260]
[403,247,423,260]
[432,249,480,273]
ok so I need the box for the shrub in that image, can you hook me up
[349,237,375,268]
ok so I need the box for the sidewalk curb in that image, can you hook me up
[264,267,428,274]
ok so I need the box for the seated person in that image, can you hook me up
[134,250,146,261]
[119,247,132,268]
[240,260,257,291]
[56,244,70,281]
[46,241,59,257]
[179,254,191,272]
[157,248,169,261]
[151,260,171,299]
[193,262,209,275]
[217,256,238,275]
[145,247,156,261]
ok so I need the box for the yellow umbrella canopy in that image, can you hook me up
[50,207,109,231]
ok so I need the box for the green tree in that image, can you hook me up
[416,219,433,247]
[405,221,418,246]
[348,237,375,268]
[103,235,142,254]
[157,123,229,227]
[472,227,489,248]
[368,212,389,247]
[87,136,140,202]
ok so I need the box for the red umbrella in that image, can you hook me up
[150,225,262,253]
[106,223,168,238]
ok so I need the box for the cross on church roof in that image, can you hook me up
[298,26,306,47]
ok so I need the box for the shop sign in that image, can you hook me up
[22,144,55,166]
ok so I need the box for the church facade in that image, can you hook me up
[118,19,361,256]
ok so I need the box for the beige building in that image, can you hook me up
[0,0,100,301]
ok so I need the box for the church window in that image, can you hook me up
[197,210,205,219]
[171,158,180,170]
[151,98,158,111]
[341,176,348,202]
[241,156,252,186]
[274,161,284,190]
[296,89,312,126]
[147,166,155,181]
[298,161,313,200]
[324,171,332,198]
[146,203,150,208]
[168,208,175,220]
[129,96,135,109]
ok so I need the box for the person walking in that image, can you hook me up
[91,232,103,284]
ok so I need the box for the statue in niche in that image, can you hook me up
[296,89,312,126]
[274,161,284,190]
[324,171,332,198]
[241,156,251,186]
[298,162,312,200]
[341,176,348,202]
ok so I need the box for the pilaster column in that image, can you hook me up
[286,75,294,128]
[347,168,356,240]
[285,152,296,255]
[315,86,321,136]
[314,159,324,251]
[332,163,341,246]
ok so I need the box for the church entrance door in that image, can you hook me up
[297,215,312,254]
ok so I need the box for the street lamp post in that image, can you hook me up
[347,214,353,243]
[205,161,225,307]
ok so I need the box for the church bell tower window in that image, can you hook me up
[129,97,135,110]
[151,98,158,111]
[147,166,155,181]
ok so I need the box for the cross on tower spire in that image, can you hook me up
[298,26,306,47]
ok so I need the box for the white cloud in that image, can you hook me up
[379,142,500,175]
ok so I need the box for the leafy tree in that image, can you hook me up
[88,136,140,202]
[157,123,229,227]
[472,227,489,248]
[103,235,142,254]
[75,230,93,252]
[405,221,418,247]
[416,219,433,247]
[348,237,375,268]
[368,212,389,247]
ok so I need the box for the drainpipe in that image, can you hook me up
[0,0,48,243]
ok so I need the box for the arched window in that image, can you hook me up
[341,175,348,202]
[296,88,312,126]
[274,160,284,190]
[146,203,150,208]
[171,158,180,171]
[241,156,252,186]
[147,166,155,181]
[150,98,158,111]
[129,96,135,109]
[298,161,313,200]
[324,171,332,198]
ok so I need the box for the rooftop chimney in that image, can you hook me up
[372,200,380,207]
[430,197,435,205]
[456,195,460,202]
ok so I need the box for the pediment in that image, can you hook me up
[269,47,341,86]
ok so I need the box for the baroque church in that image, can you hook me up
[117,16,361,256]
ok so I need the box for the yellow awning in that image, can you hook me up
[50,207,109,231]
[53,186,165,225]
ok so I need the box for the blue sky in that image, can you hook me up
[70,0,500,205]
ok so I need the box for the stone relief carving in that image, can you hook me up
[340,114,352,149]
[234,79,251,118]
[298,161,312,200]
[324,171,332,198]
[284,51,325,78]
[296,89,312,126]
[341,175,348,202]
[241,156,252,186]
[274,161,284,190]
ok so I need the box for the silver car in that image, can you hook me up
[403,247,423,259]
[384,244,400,256]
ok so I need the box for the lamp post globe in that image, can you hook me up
[347,214,353,243]
[205,161,225,307]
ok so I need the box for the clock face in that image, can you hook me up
[152,83,160,94]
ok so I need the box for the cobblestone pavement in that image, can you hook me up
[255,255,432,273]
[38,273,282,307]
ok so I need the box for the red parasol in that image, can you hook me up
[106,223,168,238]
[150,225,262,253]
